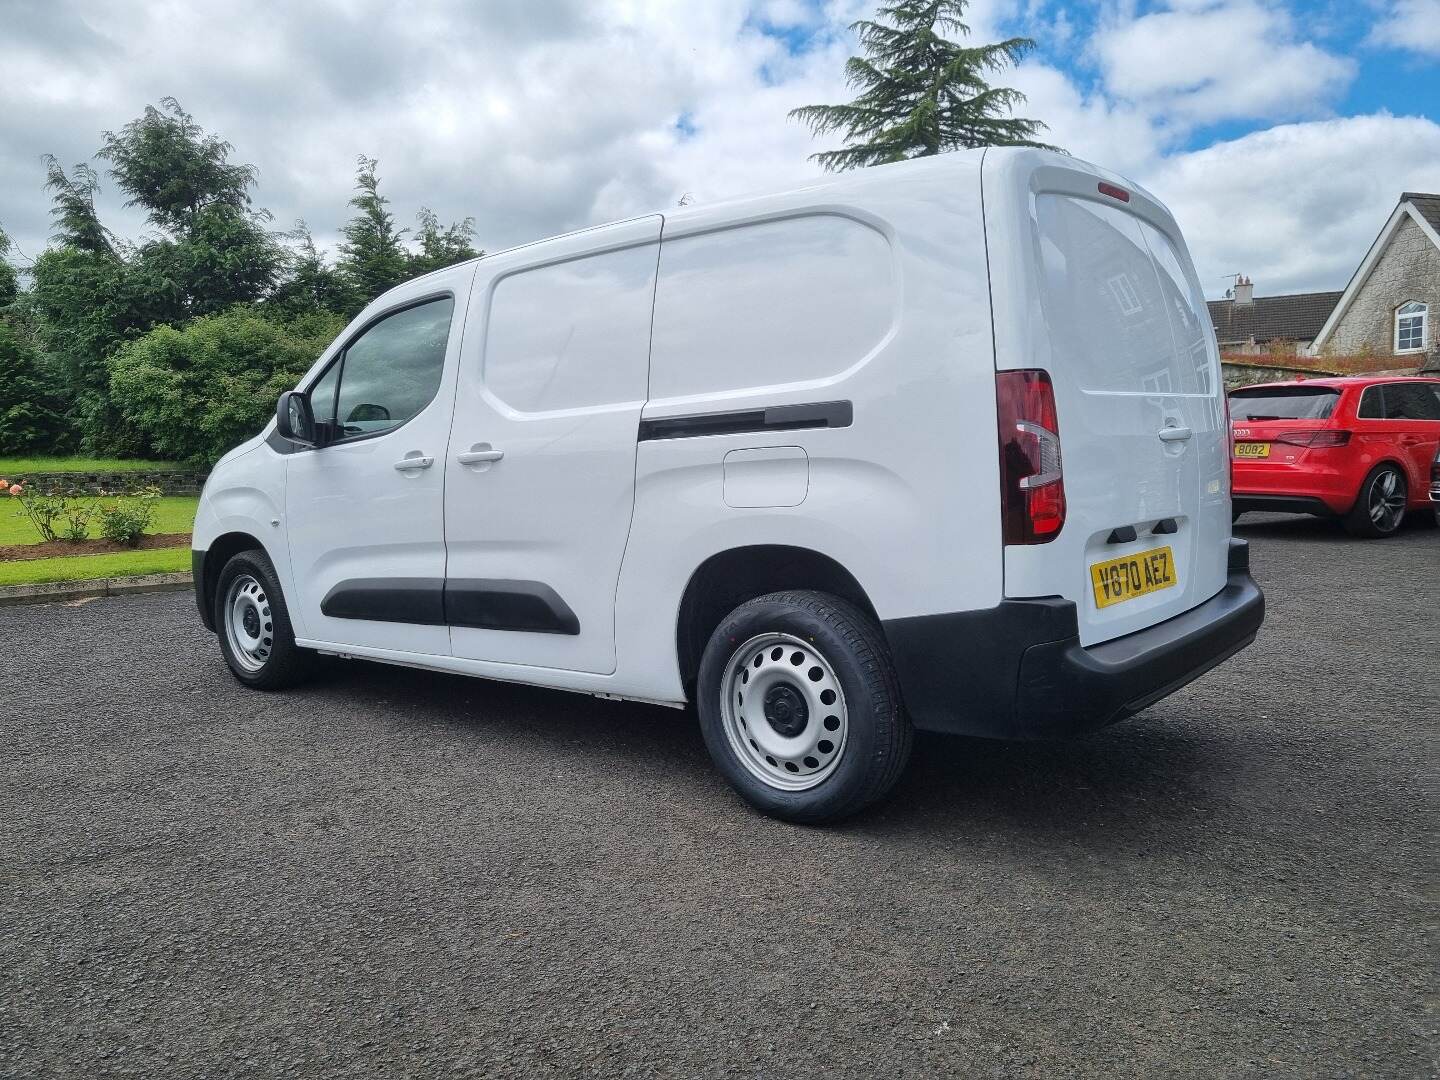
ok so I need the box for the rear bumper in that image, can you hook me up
[1231,462,1353,514]
[883,539,1264,740]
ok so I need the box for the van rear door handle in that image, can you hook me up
[1158,426,1193,442]
[393,455,434,471]
[456,448,505,465]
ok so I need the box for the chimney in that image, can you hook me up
[1233,275,1254,306]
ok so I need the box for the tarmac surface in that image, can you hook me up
[2,512,1436,1077]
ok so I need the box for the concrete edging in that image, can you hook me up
[0,572,193,607]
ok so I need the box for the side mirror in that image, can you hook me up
[276,390,316,445]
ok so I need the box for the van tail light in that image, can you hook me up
[997,369,1065,544]
[1274,430,1351,448]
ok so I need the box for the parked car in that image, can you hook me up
[1230,376,1440,537]
[191,149,1263,823]
[1431,444,1440,523]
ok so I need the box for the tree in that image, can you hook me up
[41,157,114,256]
[408,207,481,278]
[337,156,409,307]
[0,322,68,454]
[99,96,258,232]
[789,0,1057,171]
[270,222,359,318]
[98,98,281,319]
[0,225,18,306]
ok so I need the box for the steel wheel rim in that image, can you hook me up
[1368,471,1405,531]
[720,632,848,792]
[224,574,274,673]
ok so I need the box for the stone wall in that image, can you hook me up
[15,470,208,496]
[1221,359,1339,390]
[1325,216,1440,358]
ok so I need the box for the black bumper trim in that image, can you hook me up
[1233,494,1338,517]
[883,539,1264,740]
[193,549,213,631]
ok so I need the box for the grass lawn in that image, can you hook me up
[0,546,191,587]
[0,496,199,546]
[0,456,183,476]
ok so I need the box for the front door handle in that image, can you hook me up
[456,448,505,465]
[1158,426,1193,442]
[393,455,434,471]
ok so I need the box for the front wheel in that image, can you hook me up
[696,590,912,824]
[1343,464,1407,538]
[213,549,311,689]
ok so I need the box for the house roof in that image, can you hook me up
[1402,192,1440,232]
[1310,193,1440,353]
[1206,291,1342,345]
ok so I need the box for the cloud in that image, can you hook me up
[1093,1,1356,126]
[0,0,1430,305]
[1147,113,1440,296]
[1368,0,1440,56]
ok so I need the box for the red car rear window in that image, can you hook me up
[1228,387,1339,421]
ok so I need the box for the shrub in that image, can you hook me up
[58,501,95,543]
[107,306,345,465]
[6,481,72,543]
[95,486,161,547]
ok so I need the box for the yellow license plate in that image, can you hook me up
[1234,442,1270,458]
[1090,546,1178,609]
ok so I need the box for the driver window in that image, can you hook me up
[333,297,454,438]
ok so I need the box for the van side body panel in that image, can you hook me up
[613,154,1001,704]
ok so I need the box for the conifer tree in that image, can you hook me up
[408,207,481,278]
[790,0,1057,171]
[337,156,409,305]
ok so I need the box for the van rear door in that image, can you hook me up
[983,150,1230,647]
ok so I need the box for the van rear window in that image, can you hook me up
[1228,386,1339,420]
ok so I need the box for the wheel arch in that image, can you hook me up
[197,531,270,631]
[674,544,880,693]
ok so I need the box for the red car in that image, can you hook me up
[1229,376,1440,538]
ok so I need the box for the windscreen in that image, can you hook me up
[1228,386,1339,420]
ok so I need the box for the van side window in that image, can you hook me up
[483,245,657,413]
[334,297,454,439]
[308,359,341,425]
[649,215,894,399]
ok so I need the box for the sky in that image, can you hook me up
[1,0,1437,299]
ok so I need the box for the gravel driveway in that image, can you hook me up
[2,514,1436,1078]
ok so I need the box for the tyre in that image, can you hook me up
[696,590,912,824]
[1231,507,1243,524]
[1343,464,1407,538]
[213,548,311,689]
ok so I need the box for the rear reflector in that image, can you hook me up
[1274,430,1351,448]
[1098,182,1131,203]
[997,370,1065,545]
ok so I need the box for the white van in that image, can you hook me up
[192,148,1264,823]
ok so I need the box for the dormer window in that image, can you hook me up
[1395,301,1427,353]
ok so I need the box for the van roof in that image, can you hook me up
[460,147,1130,267]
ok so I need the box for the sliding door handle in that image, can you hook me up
[1157,426,1193,442]
[456,448,505,465]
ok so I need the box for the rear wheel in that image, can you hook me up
[1343,464,1407,538]
[696,590,912,824]
[214,549,311,689]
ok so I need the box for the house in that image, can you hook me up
[1206,278,1341,356]
[1309,192,1440,371]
